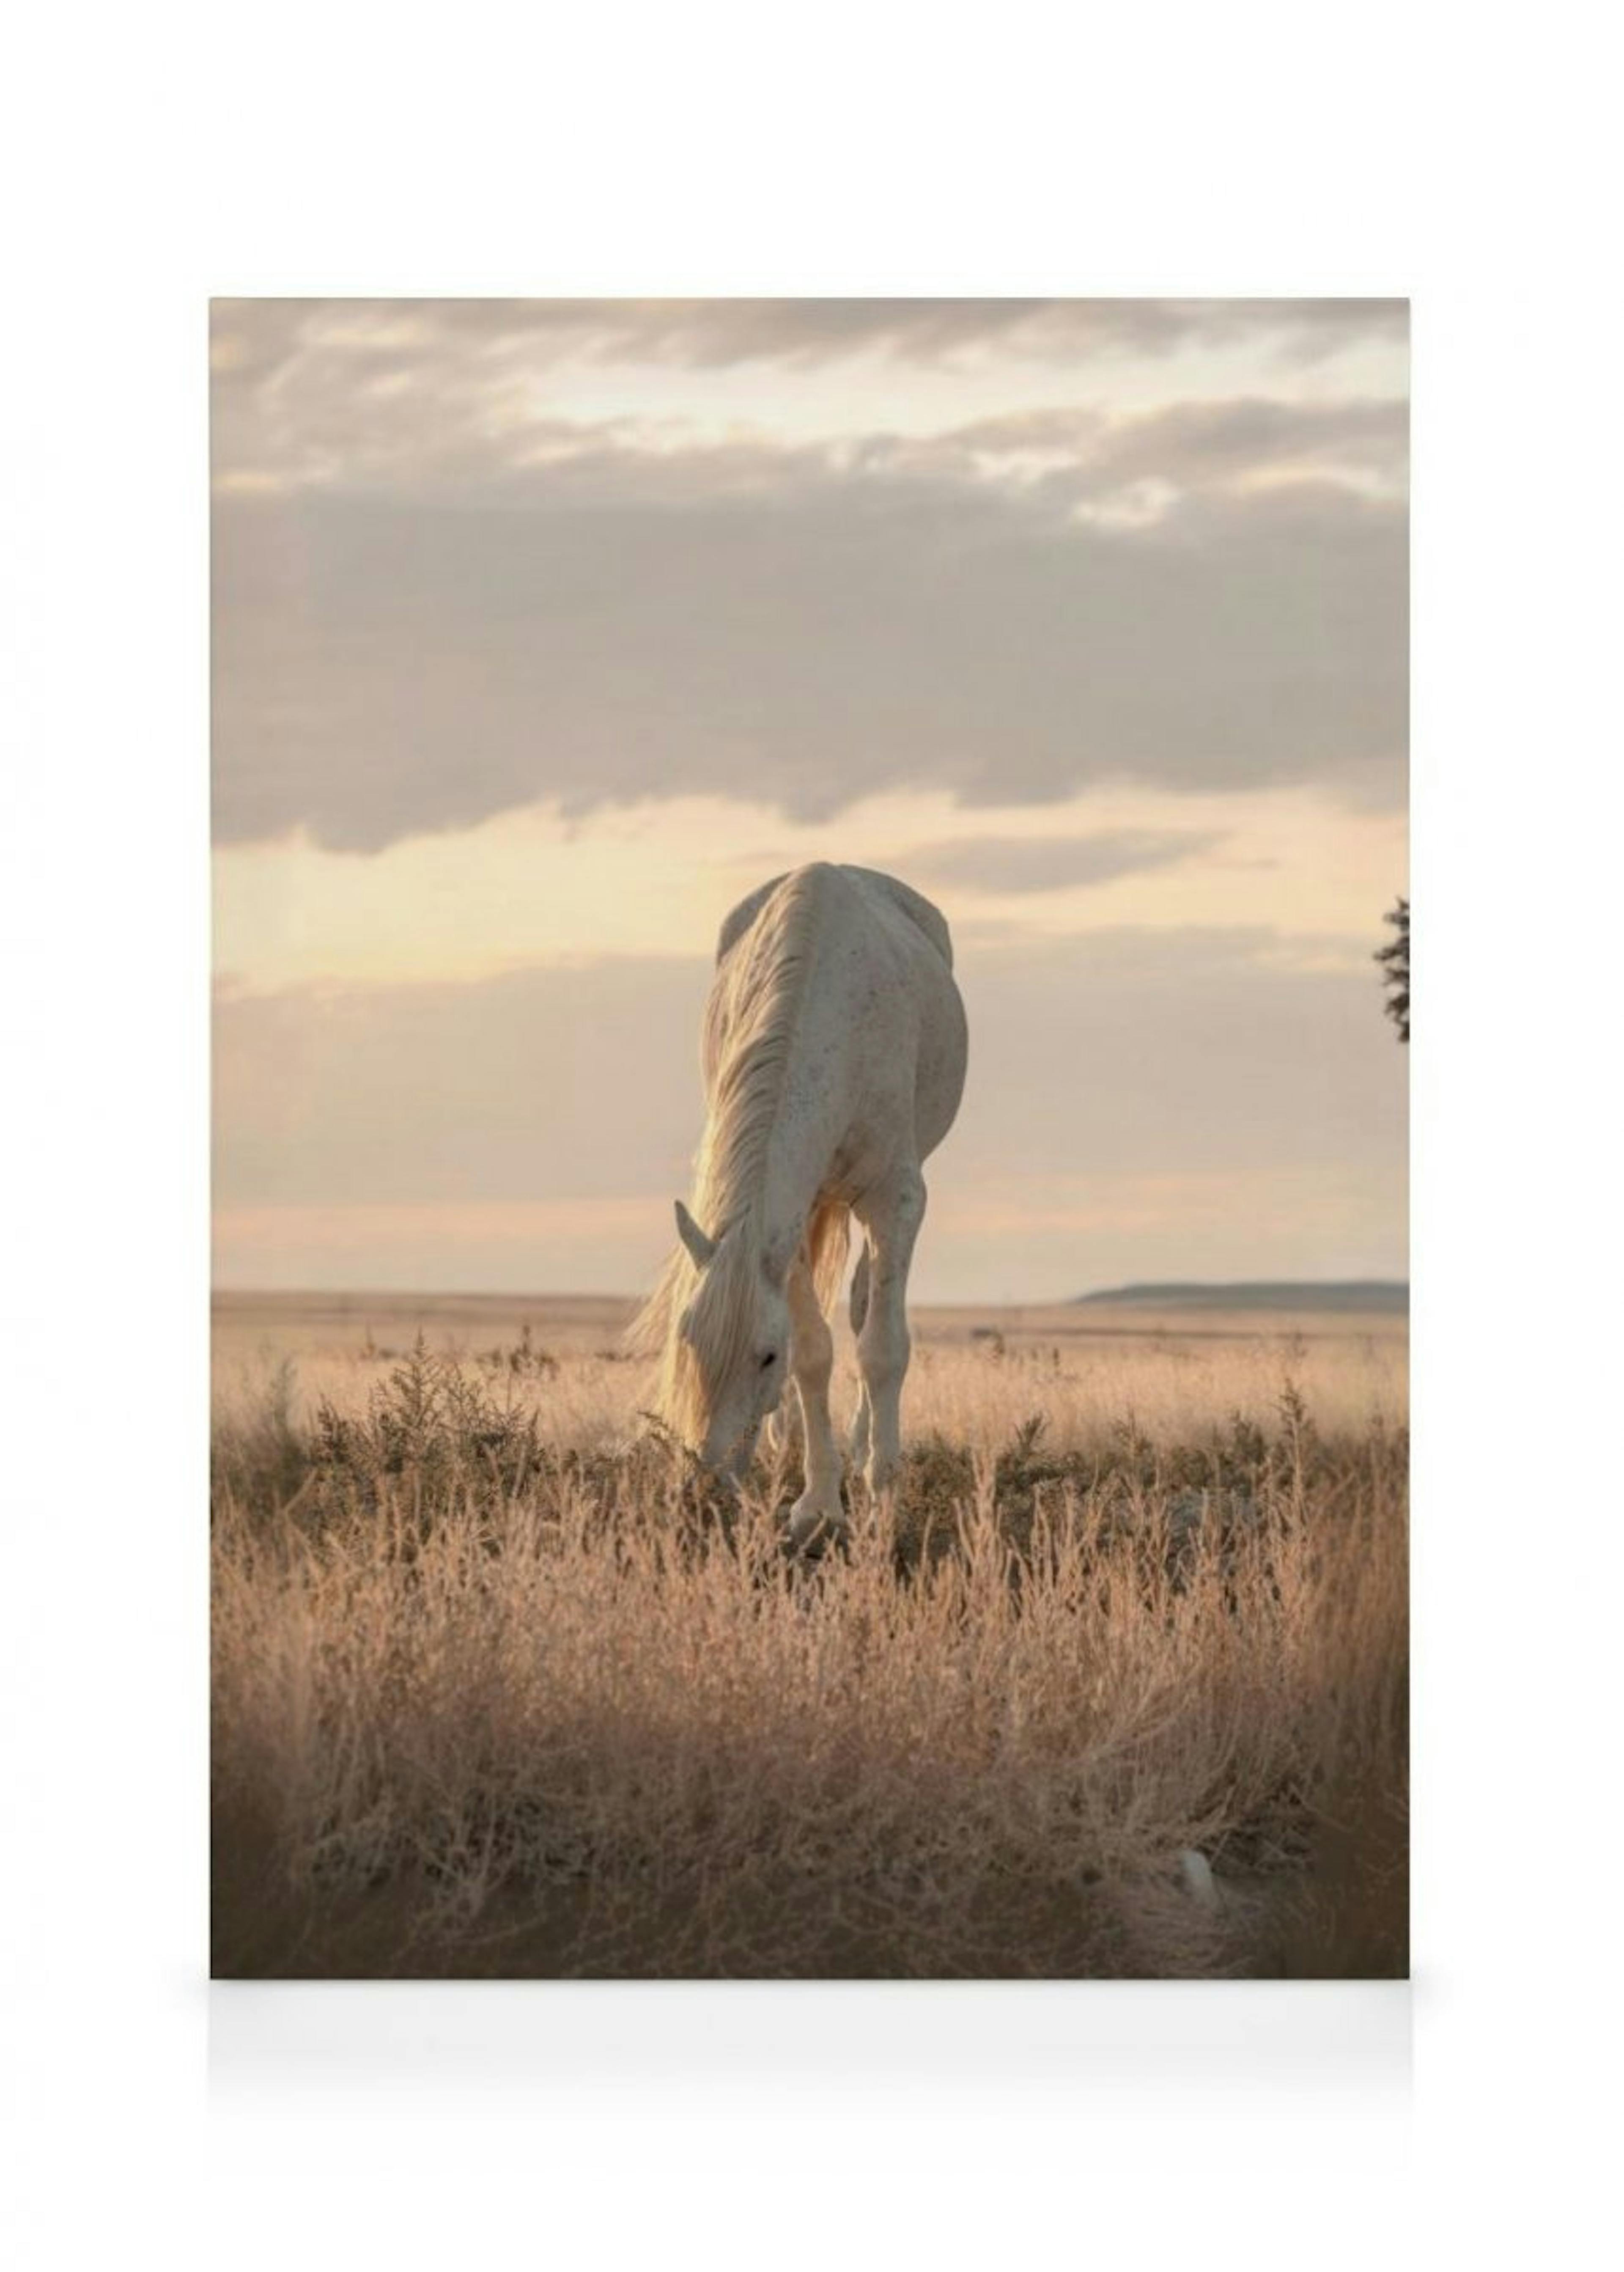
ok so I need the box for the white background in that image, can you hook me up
[3,4,1619,2264]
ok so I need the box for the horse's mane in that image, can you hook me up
[627,867,850,1443]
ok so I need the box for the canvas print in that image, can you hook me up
[211,298,1408,1977]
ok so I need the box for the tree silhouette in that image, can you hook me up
[1376,898,1408,1043]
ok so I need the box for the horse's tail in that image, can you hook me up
[807,1195,852,1320]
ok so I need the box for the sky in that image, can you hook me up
[211,298,1407,1302]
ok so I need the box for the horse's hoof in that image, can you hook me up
[786,1499,846,1556]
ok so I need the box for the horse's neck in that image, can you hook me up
[752,1138,819,1281]
[715,896,854,1278]
[705,1053,837,1291]
[755,1025,849,1278]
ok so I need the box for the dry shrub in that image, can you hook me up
[212,1343,1407,1978]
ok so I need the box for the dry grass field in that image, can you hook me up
[211,1290,1407,1978]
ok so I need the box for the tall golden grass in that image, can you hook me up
[211,1308,1407,1977]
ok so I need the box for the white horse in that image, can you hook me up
[631,863,967,1547]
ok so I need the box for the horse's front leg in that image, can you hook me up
[785,1257,845,1551]
[853,1168,926,1499]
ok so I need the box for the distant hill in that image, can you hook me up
[1072,1281,1409,1314]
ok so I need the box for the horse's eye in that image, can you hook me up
[760,1350,777,1369]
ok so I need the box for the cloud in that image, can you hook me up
[899,830,1220,893]
[940,396,1407,497]
[947,926,1405,1189]
[214,460,1406,848]
[214,956,712,1209]
[213,297,1406,387]
[209,298,1408,503]
[211,297,1407,853]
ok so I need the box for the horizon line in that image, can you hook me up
[212,1274,1411,1305]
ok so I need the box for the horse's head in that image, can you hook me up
[672,1200,790,1475]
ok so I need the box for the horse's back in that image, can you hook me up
[715,863,954,974]
[837,866,955,973]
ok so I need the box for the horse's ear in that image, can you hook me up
[675,1200,717,1270]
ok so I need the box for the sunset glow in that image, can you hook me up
[213,298,1407,1299]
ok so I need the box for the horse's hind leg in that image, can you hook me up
[848,1240,872,1472]
[849,1384,872,1475]
[853,1168,926,1498]
[785,1256,845,1551]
